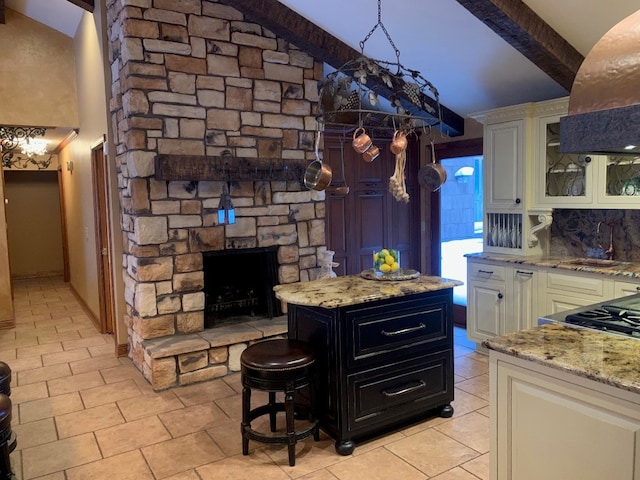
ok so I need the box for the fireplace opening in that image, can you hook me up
[203,247,282,328]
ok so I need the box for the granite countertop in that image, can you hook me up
[484,323,640,395]
[467,252,640,279]
[273,274,463,309]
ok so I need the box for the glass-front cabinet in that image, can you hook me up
[597,155,640,204]
[534,112,595,206]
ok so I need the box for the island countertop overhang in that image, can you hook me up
[274,275,463,309]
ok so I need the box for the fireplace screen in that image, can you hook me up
[203,247,281,327]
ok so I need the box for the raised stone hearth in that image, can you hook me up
[106,0,327,389]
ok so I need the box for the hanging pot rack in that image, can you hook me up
[316,0,444,135]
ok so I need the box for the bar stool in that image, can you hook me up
[240,339,320,466]
[0,395,13,479]
[0,363,15,460]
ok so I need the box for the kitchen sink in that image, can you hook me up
[563,258,630,268]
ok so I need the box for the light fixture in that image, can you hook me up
[217,182,236,225]
[0,126,53,169]
[20,138,49,157]
[316,0,443,132]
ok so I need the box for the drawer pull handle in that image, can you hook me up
[478,269,494,275]
[516,270,533,276]
[381,323,426,337]
[382,380,426,397]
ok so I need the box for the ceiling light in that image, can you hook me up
[0,126,53,169]
[20,138,49,157]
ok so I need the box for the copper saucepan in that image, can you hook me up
[418,140,447,192]
[304,131,332,191]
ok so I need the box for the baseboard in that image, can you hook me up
[0,318,15,330]
[69,283,102,332]
[116,343,128,357]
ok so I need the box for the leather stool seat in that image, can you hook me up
[241,339,320,466]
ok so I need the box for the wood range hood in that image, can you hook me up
[560,9,640,155]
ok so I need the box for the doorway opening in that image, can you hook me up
[431,139,483,328]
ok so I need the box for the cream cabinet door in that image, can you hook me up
[485,119,524,211]
[511,267,537,330]
[492,354,640,480]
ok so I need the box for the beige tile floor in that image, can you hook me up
[2,276,490,480]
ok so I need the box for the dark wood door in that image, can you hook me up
[324,132,420,276]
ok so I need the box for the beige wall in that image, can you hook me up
[0,9,118,344]
[0,9,80,326]
[4,171,64,278]
[0,9,79,127]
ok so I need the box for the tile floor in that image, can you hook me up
[2,276,490,480]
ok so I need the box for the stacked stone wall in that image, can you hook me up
[106,0,326,389]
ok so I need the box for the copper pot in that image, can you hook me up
[419,139,447,192]
[304,160,332,191]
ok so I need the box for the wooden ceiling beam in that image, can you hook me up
[66,0,94,13]
[455,0,584,92]
[218,0,465,136]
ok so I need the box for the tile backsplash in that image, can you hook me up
[550,209,640,262]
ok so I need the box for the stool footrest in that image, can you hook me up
[242,420,319,446]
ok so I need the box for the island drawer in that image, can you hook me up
[346,350,453,432]
[345,294,449,367]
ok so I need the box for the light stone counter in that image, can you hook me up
[484,323,640,395]
[467,252,640,279]
[273,274,463,309]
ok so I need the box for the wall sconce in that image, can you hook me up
[454,166,474,183]
[217,182,236,225]
[66,161,74,172]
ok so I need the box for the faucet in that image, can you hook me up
[597,221,615,260]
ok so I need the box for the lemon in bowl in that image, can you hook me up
[373,249,399,275]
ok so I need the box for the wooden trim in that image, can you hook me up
[0,318,15,330]
[155,154,307,182]
[116,342,128,357]
[455,0,583,91]
[69,282,101,332]
[66,0,94,13]
[217,0,465,136]
[57,168,70,282]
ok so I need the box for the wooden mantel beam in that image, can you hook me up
[455,0,584,92]
[66,0,94,13]
[218,0,465,136]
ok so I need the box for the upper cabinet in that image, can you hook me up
[531,97,640,209]
[484,119,525,212]
[596,154,640,205]
[470,104,547,256]
[533,99,595,207]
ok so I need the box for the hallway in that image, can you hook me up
[3,276,490,479]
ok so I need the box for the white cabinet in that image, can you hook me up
[470,103,548,256]
[491,352,640,480]
[540,269,614,314]
[467,259,538,345]
[596,155,640,206]
[485,119,525,211]
[614,279,640,297]
[532,96,640,209]
[533,98,595,207]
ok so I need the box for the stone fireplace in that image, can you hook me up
[203,246,281,328]
[106,0,327,389]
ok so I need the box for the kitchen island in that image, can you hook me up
[484,323,640,480]
[274,274,462,455]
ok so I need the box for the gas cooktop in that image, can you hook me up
[539,293,640,339]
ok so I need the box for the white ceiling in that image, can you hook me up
[5,0,640,128]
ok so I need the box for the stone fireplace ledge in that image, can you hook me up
[140,316,288,390]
